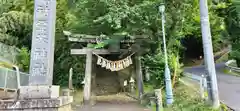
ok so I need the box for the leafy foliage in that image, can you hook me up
[222,0,240,66]
[0,0,85,87]
[0,0,229,88]
[16,47,30,72]
[0,11,32,47]
[142,51,183,88]
[142,53,165,88]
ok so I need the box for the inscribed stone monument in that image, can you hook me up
[29,0,56,85]
[0,1,73,110]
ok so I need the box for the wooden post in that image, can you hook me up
[83,49,92,105]
[69,68,73,90]
[135,55,144,99]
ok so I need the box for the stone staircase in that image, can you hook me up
[94,65,120,95]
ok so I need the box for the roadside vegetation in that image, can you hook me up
[163,83,215,111]
[0,0,239,110]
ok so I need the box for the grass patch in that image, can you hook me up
[72,89,84,106]
[144,84,154,92]
[221,68,240,77]
[220,60,240,76]
[161,83,217,111]
[222,68,231,74]
[71,83,229,111]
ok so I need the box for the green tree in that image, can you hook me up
[0,0,228,88]
[225,0,240,66]
[0,11,32,47]
[0,0,85,87]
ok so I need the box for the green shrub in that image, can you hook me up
[142,52,183,89]
[16,47,30,72]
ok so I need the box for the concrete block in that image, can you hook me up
[61,89,72,96]
[19,85,60,99]
[0,88,18,100]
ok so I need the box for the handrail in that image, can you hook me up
[13,65,21,89]
[0,66,29,90]
[181,73,207,99]
[0,63,23,89]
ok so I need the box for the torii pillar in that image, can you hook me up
[71,48,113,104]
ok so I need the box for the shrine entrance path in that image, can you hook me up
[74,103,151,111]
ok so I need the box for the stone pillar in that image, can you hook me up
[83,49,92,105]
[2,0,73,110]
[29,0,56,86]
[135,55,144,99]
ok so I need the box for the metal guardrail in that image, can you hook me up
[225,60,240,73]
[182,73,235,111]
[0,66,29,90]
[181,73,207,99]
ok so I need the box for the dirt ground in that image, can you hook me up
[73,103,152,111]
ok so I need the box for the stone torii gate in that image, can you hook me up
[64,31,145,104]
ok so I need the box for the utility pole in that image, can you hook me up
[199,0,220,109]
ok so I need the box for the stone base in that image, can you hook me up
[19,85,60,99]
[0,88,18,100]
[61,88,73,96]
[0,96,73,111]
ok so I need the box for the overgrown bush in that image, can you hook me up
[16,47,30,72]
[163,83,218,111]
[142,51,183,89]
[225,1,240,67]
[142,53,165,88]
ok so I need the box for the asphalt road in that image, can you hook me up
[184,63,240,111]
